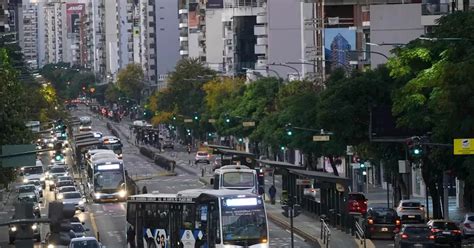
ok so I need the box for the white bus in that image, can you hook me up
[86,158,127,202]
[126,189,269,248]
[211,165,259,194]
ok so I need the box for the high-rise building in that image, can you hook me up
[44,1,64,64]
[18,1,39,69]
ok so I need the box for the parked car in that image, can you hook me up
[427,220,462,247]
[396,200,425,223]
[162,139,174,149]
[195,151,211,164]
[394,224,435,248]
[68,237,102,248]
[347,192,367,215]
[364,207,401,239]
[461,213,474,237]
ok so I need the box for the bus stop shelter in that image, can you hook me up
[257,159,351,229]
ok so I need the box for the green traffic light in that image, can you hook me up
[413,148,421,155]
[225,118,230,123]
[55,155,63,161]
[287,130,293,136]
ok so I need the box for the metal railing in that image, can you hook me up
[354,219,366,248]
[224,0,265,8]
[320,215,331,248]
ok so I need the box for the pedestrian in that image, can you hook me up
[127,226,136,248]
[187,144,191,154]
[269,185,276,205]
[142,185,148,194]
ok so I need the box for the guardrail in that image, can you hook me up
[139,146,175,172]
[320,215,331,248]
[354,219,366,248]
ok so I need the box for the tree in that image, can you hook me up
[104,83,121,103]
[116,63,145,103]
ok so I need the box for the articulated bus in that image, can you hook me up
[86,158,127,202]
[126,189,269,248]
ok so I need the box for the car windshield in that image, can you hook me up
[402,202,421,207]
[369,208,397,224]
[404,226,431,235]
[23,166,43,175]
[71,224,85,233]
[70,240,100,248]
[468,216,474,222]
[431,222,459,230]
[51,167,66,173]
[58,181,74,187]
[60,187,76,193]
[63,192,82,199]
[349,194,365,201]
[30,180,41,186]
[19,186,36,193]
[222,172,255,188]
[19,195,37,203]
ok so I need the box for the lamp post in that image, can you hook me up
[268,63,300,81]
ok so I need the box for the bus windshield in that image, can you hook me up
[23,166,43,175]
[94,170,124,191]
[221,206,267,243]
[100,143,122,154]
[222,172,255,188]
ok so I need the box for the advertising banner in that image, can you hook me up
[207,0,223,8]
[188,3,199,29]
[66,3,85,36]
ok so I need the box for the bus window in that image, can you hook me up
[209,203,220,246]
[126,202,136,224]
[181,204,195,230]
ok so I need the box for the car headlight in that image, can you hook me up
[118,190,127,198]
[78,200,84,205]
[57,194,63,199]
[48,143,54,148]
[47,244,55,248]
[40,177,46,181]
[94,193,101,199]
[10,226,17,232]
[23,178,29,183]
[45,171,50,176]
[32,224,38,230]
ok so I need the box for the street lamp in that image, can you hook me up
[366,42,406,47]
[268,63,300,80]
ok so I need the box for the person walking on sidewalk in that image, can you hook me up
[142,186,148,194]
[269,185,276,205]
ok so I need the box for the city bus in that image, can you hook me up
[98,136,123,159]
[210,165,258,194]
[126,189,269,248]
[86,158,127,202]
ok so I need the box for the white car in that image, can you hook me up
[60,191,85,212]
[461,213,474,237]
[396,200,425,223]
[68,237,102,248]
[27,179,43,197]
[57,186,77,195]
[195,151,211,164]
[18,184,41,199]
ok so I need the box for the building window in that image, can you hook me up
[160,28,165,31]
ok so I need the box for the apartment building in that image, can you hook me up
[18,1,39,69]
[44,1,63,64]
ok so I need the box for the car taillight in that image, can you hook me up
[401,234,408,239]
[368,219,374,225]
[452,230,462,235]
[429,235,435,240]
[431,228,441,233]
[396,220,401,226]
[465,223,471,228]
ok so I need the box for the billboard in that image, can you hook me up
[206,0,223,8]
[188,3,199,29]
[66,3,85,36]
[324,28,356,72]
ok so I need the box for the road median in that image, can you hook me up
[266,212,321,247]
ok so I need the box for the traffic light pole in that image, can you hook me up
[290,204,294,248]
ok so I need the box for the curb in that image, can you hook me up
[266,212,322,248]
[132,172,178,182]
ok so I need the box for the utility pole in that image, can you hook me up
[443,171,449,220]
[282,194,302,248]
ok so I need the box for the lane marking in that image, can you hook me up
[89,212,99,240]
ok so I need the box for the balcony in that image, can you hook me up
[180,50,189,56]
[256,37,267,45]
[179,9,188,15]
[256,56,267,67]
[179,22,188,28]
[256,13,267,24]
[254,25,266,36]
[179,36,188,42]
[254,44,266,55]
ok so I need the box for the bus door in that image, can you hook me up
[194,200,220,248]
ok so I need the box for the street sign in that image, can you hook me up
[313,135,330,141]
[454,138,474,155]
[351,163,360,169]
[242,121,255,127]
[184,119,192,123]
[296,179,314,186]
[1,144,36,168]
[208,119,216,123]
[346,145,354,155]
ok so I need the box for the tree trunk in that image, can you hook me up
[327,156,339,176]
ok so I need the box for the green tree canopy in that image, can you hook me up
[116,63,145,103]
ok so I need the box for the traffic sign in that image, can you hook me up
[0,144,36,168]
[454,138,474,155]
[313,135,330,141]
[184,119,192,123]
[242,121,256,127]
[296,179,314,186]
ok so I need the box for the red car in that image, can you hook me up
[348,192,368,215]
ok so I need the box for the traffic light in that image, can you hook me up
[172,115,177,121]
[285,124,293,136]
[407,136,423,158]
[186,129,191,136]
[193,112,199,121]
[238,138,243,143]
[54,152,64,162]
[48,201,76,246]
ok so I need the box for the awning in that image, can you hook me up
[257,159,304,170]
[288,168,351,185]
[216,148,255,158]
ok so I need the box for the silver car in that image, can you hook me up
[59,191,85,211]
[396,200,425,223]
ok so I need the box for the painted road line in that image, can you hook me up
[89,212,99,240]
[285,229,305,241]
